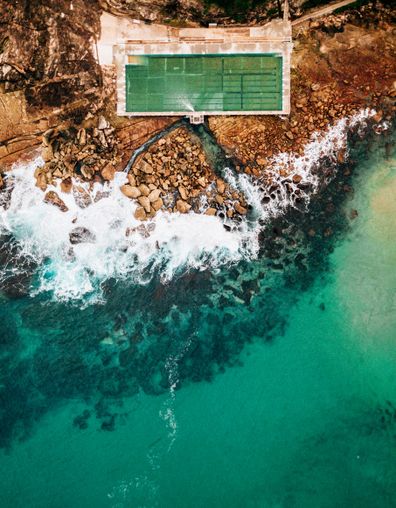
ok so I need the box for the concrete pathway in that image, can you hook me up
[292,0,358,26]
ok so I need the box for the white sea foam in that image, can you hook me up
[224,108,375,223]
[159,330,194,451]
[0,109,375,302]
[0,160,255,301]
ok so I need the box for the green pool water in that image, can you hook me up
[0,131,395,508]
[125,54,283,113]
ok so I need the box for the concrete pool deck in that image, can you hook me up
[98,12,292,119]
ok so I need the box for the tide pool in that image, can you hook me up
[0,127,395,508]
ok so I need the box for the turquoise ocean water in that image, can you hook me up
[0,123,395,507]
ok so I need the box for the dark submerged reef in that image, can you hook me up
[0,124,394,451]
[0,233,37,297]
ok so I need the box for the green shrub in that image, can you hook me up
[204,0,270,20]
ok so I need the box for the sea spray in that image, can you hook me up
[106,332,194,507]
[0,109,375,302]
[224,109,376,224]
[160,330,194,451]
[0,161,252,301]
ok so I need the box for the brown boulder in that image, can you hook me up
[42,145,53,162]
[138,196,151,213]
[134,206,147,221]
[140,161,153,174]
[127,174,136,186]
[215,194,224,206]
[152,198,163,211]
[35,173,47,191]
[80,165,95,180]
[138,184,150,197]
[292,174,302,184]
[179,185,188,200]
[96,130,108,148]
[98,115,109,130]
[216,179,225,194]
[53,168,63,179]
[77,128,87,145]
[44,191,68,212]
[60,177,72,194]
[101,163,116,181]
[176,200,191,213]
[337,149,346,164]
[235,203,247,215]
[148,188,161,202]
[205,207,217,216]
[373,111,383,123]
[121,185,141,199]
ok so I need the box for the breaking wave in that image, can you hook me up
[0,110,374,302]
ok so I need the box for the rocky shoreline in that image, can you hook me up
[0,1,395,222]
[122,126,248,220]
